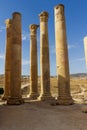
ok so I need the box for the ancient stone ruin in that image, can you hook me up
[38,11,53,101]
[2,4,74,105]
[54,4,73,105]
[29,24,39,99]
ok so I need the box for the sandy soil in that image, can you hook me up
[0,101,87,130]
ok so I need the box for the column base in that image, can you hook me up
[29,93,39,100]
[38,93,55,101]
[7,97,24,105]
[2,96,9,100]
[57,96,74,105]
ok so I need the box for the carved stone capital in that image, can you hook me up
[39,11,49,22]
[29,24,39,35]
[84,36,87,42]
[54,4,64,10]
[12,12,21,22]
[12,12,21,17]
[54,4,64,21]
[5,19,12,28]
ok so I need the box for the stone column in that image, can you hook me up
[84,37,87,67]
[3,19,12,100]
[7,12,23,105]
[29,24,39,99]
[38,11,53,101]
[54,4,73,105]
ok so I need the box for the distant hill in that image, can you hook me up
[0,73,87,78]
[70,73,87,77]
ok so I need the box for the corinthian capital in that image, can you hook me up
[39,11,49,22]
[5,19,12,28]
[29,24,39,35]
[54,4,64,21]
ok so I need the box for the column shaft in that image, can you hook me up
[7,12,23,105]
[3,19,12,100]
[54,4,73,105]
[39,11,53,101]
[84,37,87,67]
[29,24,39,99]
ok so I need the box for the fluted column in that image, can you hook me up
[84,37,87,67]
[3,19,12,100]
[29,24,39,99]
[7,12,23,105]
[38,11,53,101]
[54,4,73,105]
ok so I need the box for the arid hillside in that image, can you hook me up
[0,74,87,104]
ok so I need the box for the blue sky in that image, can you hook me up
[0,0,87,75]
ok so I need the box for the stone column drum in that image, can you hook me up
[84,37,87,67]
[38,11,53,101]
[29,24,39,99]
[3,19,12,100]
[54,4,73,105]
[7,12,23,105]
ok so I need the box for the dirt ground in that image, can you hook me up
[0,101,87,130]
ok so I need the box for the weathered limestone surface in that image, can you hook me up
[29,24,39,99]
[3,19,12,100]
[38,11,53,101]
[54,4,73,105]
[7,12,23,105]
[84,37,87,67]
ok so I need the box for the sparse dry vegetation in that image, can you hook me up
[1,74,87,103]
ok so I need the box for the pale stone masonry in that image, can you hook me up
[54,4,73,105]
[7,12,23,105]
[84,37,87,67]
[29,24,39,99]
[3,19,12,100]
[38,11,53,101]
